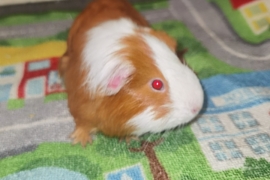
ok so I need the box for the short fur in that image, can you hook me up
[59,0,203,146]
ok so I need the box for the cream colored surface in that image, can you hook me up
[191,102,270,171]
[0,0,66,6]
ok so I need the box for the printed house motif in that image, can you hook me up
[230,0,270,35]
[0,64,24,102]
[190,70,270,171]
[192,108,270,171]
[0,57,65,103]
[18,57,64,99]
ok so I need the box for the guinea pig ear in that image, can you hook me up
[104,64,135,95]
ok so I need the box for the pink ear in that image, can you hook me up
[106,65,134,95]
[108,75,126,89]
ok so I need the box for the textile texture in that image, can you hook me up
[0,0,270,179]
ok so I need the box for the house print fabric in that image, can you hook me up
[191,70,270,171]
[236,0,270,35]
[0,0,270,179]
[210,0,270,44]
[0,58,64,102]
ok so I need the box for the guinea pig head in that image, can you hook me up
[122,30,204,136]
[81,18,203,136]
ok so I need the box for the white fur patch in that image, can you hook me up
[82,18,138,96]
[82,17,203,135]
[128,107,186,136]
[128,32,204,135]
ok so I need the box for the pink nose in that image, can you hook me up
[191,107,200,114]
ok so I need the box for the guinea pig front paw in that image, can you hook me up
[119,136,140,145]
[70,126,94,147]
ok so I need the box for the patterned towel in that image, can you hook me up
[0,0,270,179]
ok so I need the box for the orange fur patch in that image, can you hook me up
[60,0,173,141]
[119,34,171,120]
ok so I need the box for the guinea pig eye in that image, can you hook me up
[151,79,164,91]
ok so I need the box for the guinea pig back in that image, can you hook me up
[60,0,204,146]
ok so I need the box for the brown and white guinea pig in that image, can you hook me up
[59,0,204,146]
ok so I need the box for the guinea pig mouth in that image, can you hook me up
[169,107,201,124]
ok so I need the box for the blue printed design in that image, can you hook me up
[1,167,88,180]
[215,152,227,161]
[48,70,64,92]
[26,78,45,96]
[197,116,225,134]
[245,133,270,155]
[209,140,243,161]
[48,71,60,86]
[231,151,243,159]
[209,142,222,150]
[224,140,236,149]
[228,111,259,130]
[0,84,12,102]
[28,60,50,71]
[192,70,270,168]
[0,66,15,77]
[106,165,145,180]
[201,70,270,114]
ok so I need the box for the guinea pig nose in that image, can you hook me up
[191,107,200,114]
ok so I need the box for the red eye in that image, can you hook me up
[151,79,164,90]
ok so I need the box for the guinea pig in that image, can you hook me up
[59,0,204,146]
